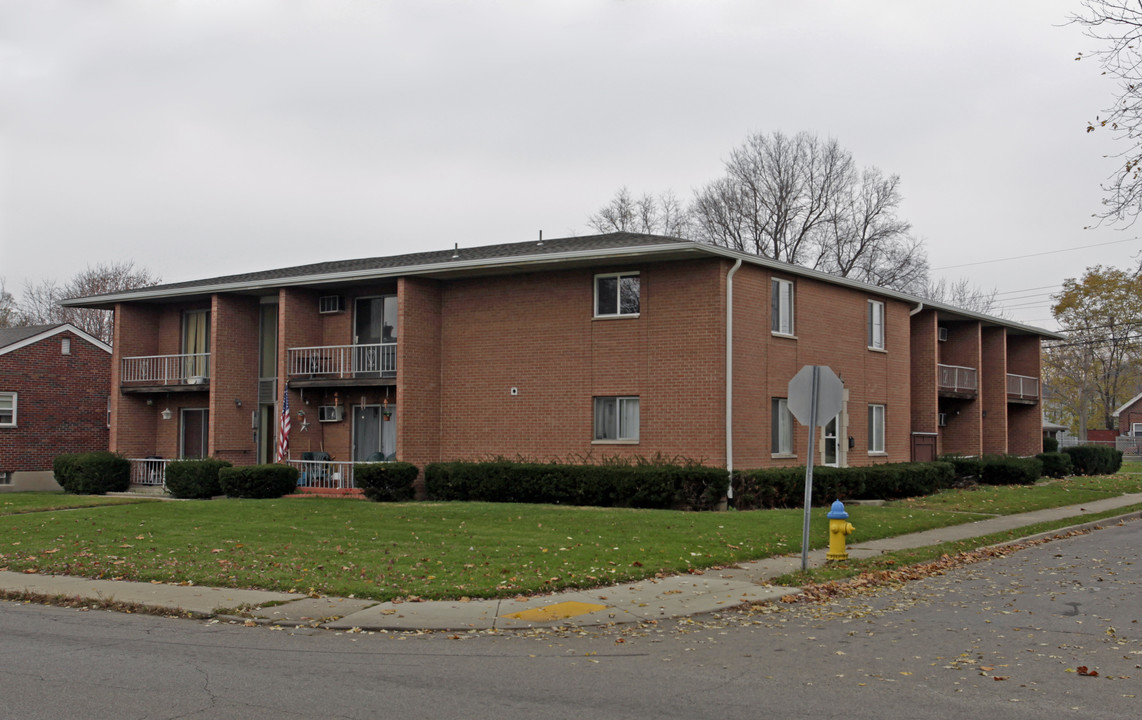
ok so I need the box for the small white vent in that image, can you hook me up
[938,327,948,342]
[938,412,948,427]
[318,405,343,422]
[319,295,345,314]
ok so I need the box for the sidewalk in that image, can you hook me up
[3,494,1141,632]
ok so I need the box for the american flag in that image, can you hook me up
[275,387,290,462]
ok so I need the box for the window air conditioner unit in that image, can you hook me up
[319,295,345,314]
[187,376,206,385]
[938,327,948,342]
[938,412,948,427]
[318,405,343,422]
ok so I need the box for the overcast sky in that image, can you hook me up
[0,0,1134,330]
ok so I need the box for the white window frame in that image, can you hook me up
[868,299,885,350]
[772,398,794,456]
[0,392,16,428]
[593,396,640,442]
[771,278,794,336]
[1132,422,1142,437]
[868,403,886,454]
[594,272,641,318]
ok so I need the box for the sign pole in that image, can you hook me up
[800,366,819,572]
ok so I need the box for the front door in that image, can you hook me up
[180,408,209,458]
[351,404,396,461]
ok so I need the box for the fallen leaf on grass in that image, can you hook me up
[1077,666,1100,677]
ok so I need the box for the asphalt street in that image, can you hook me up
[1,518,1139,720]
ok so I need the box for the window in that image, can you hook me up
[595,273,640,317]
[868,300,885,350]
[771,278,794,335]
[868,404,886,453]
[594,396,639,441]
[0,392,15,427]
[183,310,211,378]
[771,398,794,455]
[0,471,11,486]
[61,337,71,355]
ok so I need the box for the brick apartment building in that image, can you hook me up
[0,323,111,491]
[64,233,1059,491]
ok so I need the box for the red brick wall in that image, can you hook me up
[398,277,442,469]
[981,326,1008,455]
[910,310,939,442]
[1007,334,1043,456]
[0,330,111,472]
[939,321,982,456]
[110,303,160,456]
[210,294,260,464]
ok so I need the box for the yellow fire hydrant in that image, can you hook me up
[826,500,855,561]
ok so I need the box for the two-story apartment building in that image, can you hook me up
[64,233,1060,492]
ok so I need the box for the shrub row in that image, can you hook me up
[164,459,233,499]
[730,461,955,510]
[218,464,299,499]
[53,452,130,495]
[356,462,419,502]
[1035,451,1072,479]
[1062,445,1123,476]
[978,456,1042,485]
[423,461,727,510]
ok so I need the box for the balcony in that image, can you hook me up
[286,343,396,387]
[120,353,210,391]
[938,364,977,398]
[1007,373,1040,404]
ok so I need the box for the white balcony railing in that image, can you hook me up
[121,353,211,385]
[288,459,392,490]
[286,343,396,379]
[1007,373,1039,401]
[128,458,172,486]
[938,364,977,394]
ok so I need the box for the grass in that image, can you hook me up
[1,472,1140,602]
[0,492,158,515]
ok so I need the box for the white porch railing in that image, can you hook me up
[1007,373,1039,401]
[121,353,211,385]
[938,364,977,393]
[286,343,396,379]
[129,458,172,486]
[288,459,391,490]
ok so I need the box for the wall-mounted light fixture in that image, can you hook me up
[235,398,242,407]
[161,408,173,421]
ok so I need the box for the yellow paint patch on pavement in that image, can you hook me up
[501,601,607,622]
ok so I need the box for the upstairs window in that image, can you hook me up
[771,278,794,335]
[594,396,640,441]
[595,272,640,317]
[868,300,885,350]
[0,392,16,427]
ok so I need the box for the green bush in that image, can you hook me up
[1035,451,1072,479]
[423,461,727,509]
[730,461,954,510]
[356,462,419,502]
[979,456,1042,485]
[164,459,232,499]
[1042,436,1059,453]
[52,452,130,495]
[940,454,982,481]
[219,464,298,499]
[1062,445,1123,476]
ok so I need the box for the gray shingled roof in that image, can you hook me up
[0,324,62,350]
[104,232,688,297]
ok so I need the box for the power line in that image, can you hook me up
[932,237,1138,271]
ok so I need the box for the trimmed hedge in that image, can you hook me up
[424,461,727,510]
[979,456,1042,485]
[164,459,233,499]
[219,464,298,499]
[940,455,982,481]
[1062,445,1123,476]
[730,461,956,510]
[1043,436,1059,453]
[1035,452,1073,479]
[53,452,130,495]
[356,462,419,502]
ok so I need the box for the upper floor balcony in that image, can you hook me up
[120,353,210,392]
[286,343,396,387]
[938,364,977,399]
[1007,373,1040,404]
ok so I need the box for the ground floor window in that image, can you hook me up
[594,396,639,441]
[771,398,793,455]
[0,392,16,427]
[868,404,886,453]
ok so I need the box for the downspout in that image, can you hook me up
[909,301,924,316]
[725,258,743,505]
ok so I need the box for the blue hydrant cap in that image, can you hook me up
[827,500,849,519]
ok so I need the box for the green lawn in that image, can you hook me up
[0,492,158,515]
[2,472,1139,602]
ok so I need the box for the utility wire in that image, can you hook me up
[932,237,1138,271]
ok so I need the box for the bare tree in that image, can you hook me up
[0,278,16,328]
[1073,1,1142,224]
[17,261,160,345]
[589,187,689,237]
[920,276,1002,315]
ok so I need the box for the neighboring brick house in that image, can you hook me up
[63,233,1059,493]
[1113,392,1142,436]
[0,324,112,491]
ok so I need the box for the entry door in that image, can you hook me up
[180,408,209,458]
[351,405,397,461]
[823,415,840,467]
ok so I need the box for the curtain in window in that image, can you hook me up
[183,311,210,378]
[619,397,639,440]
